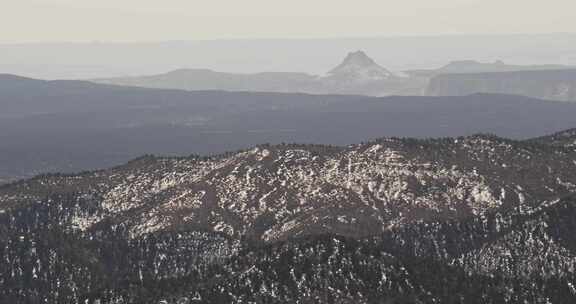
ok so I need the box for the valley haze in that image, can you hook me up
[2,72,576,183]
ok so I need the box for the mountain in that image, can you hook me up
[89,53,576,98]
[4,74,576,182]
[326,51,395,82]
[1,131,576,302]
[426,69,576,101]
[531,128,576,147]
[319,51,419,96]
[407,60,571,77]
[437,60,569,74]
[406,61,573,98]
[92,69,321,94]
[91,51,422,96]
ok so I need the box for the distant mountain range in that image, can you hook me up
[92,51,423,96]
[92,52,576,100]
[3,33,576,80]
[407,60,571,76]
[2,129,576,302]
[427,68,576,102]
[3,74,576,182]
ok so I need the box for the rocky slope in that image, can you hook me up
[1,131,576,303]
[426,69,576,102]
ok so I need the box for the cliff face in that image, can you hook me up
[427,69,576,101]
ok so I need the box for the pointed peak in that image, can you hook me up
[341,50,377,66]
[327,51,394,80]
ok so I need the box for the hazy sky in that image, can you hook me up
[2,0,576,42]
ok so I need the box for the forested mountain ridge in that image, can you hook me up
[2,131,576,302]
[532,128,576,147]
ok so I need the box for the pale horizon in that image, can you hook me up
[3,0,576,43]
[4,31,576,45]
